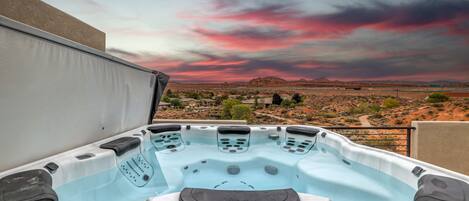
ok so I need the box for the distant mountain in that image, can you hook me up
[248,76,287,86]
[313,77,331,82]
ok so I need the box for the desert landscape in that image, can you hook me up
[154,77,469,155]
[156,77,469,126]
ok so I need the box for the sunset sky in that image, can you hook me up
[44,0,469,82]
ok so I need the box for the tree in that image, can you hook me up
[166,89,173,97]
[427,93,449,103]
[292,93,302,103]
[281,99,295,108]
[272,93,282,105]
[222,99,241,119]
[230,104,252,120]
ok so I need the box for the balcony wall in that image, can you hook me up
[411,121,469,175]
[0,0,105,51]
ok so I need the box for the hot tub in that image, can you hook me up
[1,124,468,201]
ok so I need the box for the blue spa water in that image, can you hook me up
[56,140,415,201]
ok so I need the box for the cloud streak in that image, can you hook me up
[108,48,469,82]
[192,0,469,51]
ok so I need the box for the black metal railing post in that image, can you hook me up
[406,128,412,157]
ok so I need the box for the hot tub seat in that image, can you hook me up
[414,174,469,201]
[148,124,181,134]
[217,126,251,135]
[286,126,319,137]
[99,137,140,156]
[0,169,58,201]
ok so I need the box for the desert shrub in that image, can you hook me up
[369,104,381,113]
[280,99,295,108]
[166,89,181,98]
[348,104,367,114]
[383,98,400,108]
[185,92,201,100]
[236,95,245,101]
[222,98,241,119]
[272,93,283,105]
[321,113,337,118]
[292,93,302,103]
[202,91,215,99]
[161,96,171,103]
[169,98,182,108]
[345,118,359,123]
[427,93,449,103]
[230,104,252,121]
[349,103,380,114]
[370,113,383,119]
[395,119,403,125]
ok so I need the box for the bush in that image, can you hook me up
[185,92,201,100]
[280,99,295,108]
[349,103,380,114]
[161,96,171,103]
[165,89,179,98]
[321,113,337,118]
[383,98,400,108]
[222,99,241,119]
[169,98,182,108]
[427,93,449,103]
[345,118,359,123]
[272,93,282,105]
[292,93,302,103]
[230,104,252,120]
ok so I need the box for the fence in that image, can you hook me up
[322,126,415,156]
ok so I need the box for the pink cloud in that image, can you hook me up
[193,27,310,51]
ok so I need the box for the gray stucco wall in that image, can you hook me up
[0,0,105,51]
[411,121,469,175]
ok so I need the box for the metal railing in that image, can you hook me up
[322,126,416,156]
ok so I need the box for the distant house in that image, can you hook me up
[200,98,216,106]
[242,97,273,108]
